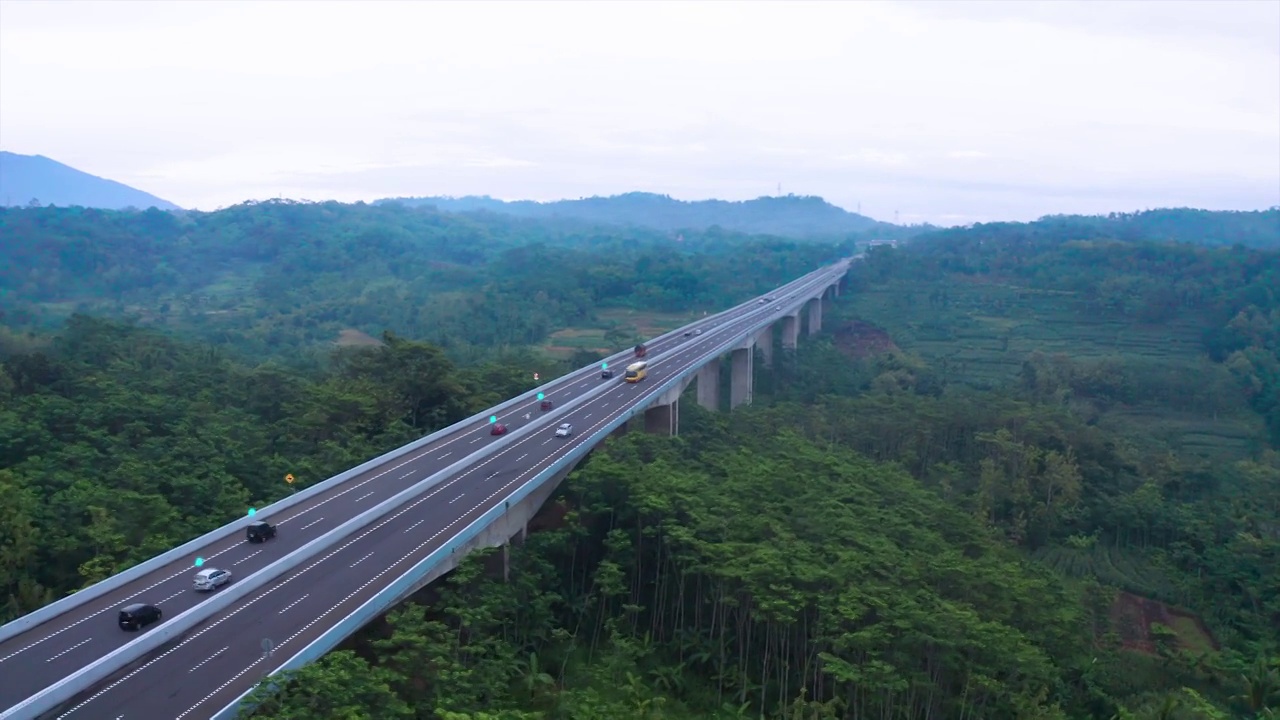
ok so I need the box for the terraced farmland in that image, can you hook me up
[843,278,1265,457]
[847,280,1207,383]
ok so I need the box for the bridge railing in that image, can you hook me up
[1,262,848,719]
[0,271,782,647]
[210,261,854,719]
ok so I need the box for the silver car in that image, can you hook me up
[554,422,573,438]
[193,567,232,592]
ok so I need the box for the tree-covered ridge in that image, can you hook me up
[865,226,1280,445]
[239,417,1278,720]
[238,242,1277,720]
[931,207,1279,250]
[0,316,547,620]
[0,201,847,364]
[377,192,898,239]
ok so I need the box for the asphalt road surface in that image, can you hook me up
[46,269,843,719]
[0,265,840,715]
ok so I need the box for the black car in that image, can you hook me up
[119,603,161,631]
[246,520,276,543]
[601,368,614,379]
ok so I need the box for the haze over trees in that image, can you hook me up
[0,199,1276,719]
[0,200,847,364]
[378,192,901,239]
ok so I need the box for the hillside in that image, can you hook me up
[0,200,847,363]
[3,215,1277,718]
[378,191,900,239]
[949,207,1280,250]
[0,151,181,211]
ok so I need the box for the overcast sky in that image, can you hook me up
[2,0,1277,225]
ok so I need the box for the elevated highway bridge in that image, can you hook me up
[0,257,854,720]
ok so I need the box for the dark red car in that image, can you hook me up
[540,400,554,411]
[490,423,508,436]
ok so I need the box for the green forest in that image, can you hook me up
[377,192,897,239]
[0,203,1277,718]
[0,201,846,365]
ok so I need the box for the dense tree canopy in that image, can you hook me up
[0,201,847,364]
[2,204,1276,719]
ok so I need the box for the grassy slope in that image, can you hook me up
[845,277,1265,458]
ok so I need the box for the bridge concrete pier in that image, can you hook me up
[397,458,577,596]
[730,345,753,409]
[610,422,629,438]
[807,297,822,335]
[756,325,773,368]
[696,360,720,411]
[643,400,678,436]
[642,373,691,435]
[781,313,800,351]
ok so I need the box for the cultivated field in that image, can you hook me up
[539,308,700,359]
[842,278,1265,458]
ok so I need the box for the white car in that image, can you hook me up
[193,567,232,592]
[554,422,573,438]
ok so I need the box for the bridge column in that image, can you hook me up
[610,421,629,438]
[756,325,773,368]
[730,345,753,409]
[832,281,840,298]
[781,313,800,351]
[644,399,677,436]
[807,297,822,335]
[696,359,720,411]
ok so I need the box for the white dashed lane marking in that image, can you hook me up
[349,552,374,568]
[299,517,324,531]
[188,647,227,673]
[277,595,309,615]
[159,589,184,604]
[46,638,92,663]
[232,551,261,567]
[176,658,264,719]
[0,540,240,664]
[56,296,797,715]
[449,493,466,504]
[355,491,375,502]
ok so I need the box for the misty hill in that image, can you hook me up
[917,208,1280,250]
[0,151,181,211]
[378,192,892,239]
[1033,208,1280,249]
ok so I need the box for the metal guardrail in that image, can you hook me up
[2,346,640,720]
[210,264,854,719]
[3,261,851,720]
[0,280,767,647]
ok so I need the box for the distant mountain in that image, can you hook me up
[906,207,1280,252]
[0,151,180,211]
[378,192,892,239]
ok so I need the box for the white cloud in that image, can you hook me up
[0,0,1276,224]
